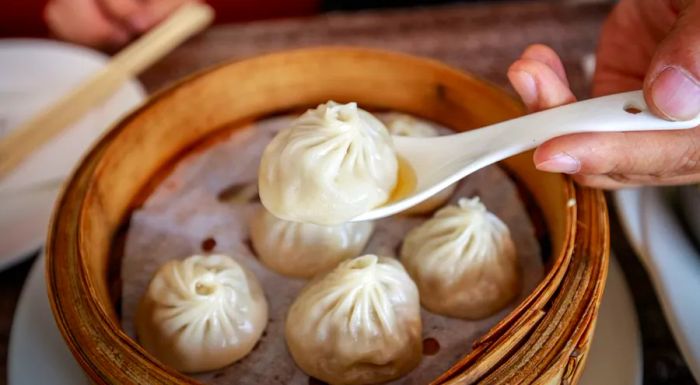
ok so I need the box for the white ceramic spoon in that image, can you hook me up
[353,90,700,221]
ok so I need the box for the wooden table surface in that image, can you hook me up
[1,1,697,384]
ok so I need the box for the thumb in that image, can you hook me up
[644,0,700,121]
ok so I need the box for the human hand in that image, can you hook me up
[44,0,194,49]
[508,0,700,188]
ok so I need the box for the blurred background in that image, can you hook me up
[1,0,604,41]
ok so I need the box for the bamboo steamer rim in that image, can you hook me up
[45,46,609,385]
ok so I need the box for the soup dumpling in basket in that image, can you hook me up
[401,197,521,319]
[285,254,422,385]
[249,205,374,279]
[135,254,268,373]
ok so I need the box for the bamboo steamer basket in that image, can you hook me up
[46,47,609,385]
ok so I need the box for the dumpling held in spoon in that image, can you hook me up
[259,101,398,225]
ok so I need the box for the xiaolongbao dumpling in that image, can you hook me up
[385,113,440,138]
[259,101,398,225]
[401,197,520,319]
[135,254,268,373]
[285,255,422,385]
[249,206,375,278]
[384,113,456,215]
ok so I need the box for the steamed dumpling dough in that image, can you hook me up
[385,113,456,215]
[259,101,398,225]
[249,206,375,278]
[401,197,520,319]
[385,113,440,138]
[285,255,422,385]
[135,254,268,373]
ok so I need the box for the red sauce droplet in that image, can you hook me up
[423,337,440,355]
[201,237,216,252]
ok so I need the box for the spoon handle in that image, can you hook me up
[456,90,700,162]
[515,90,699,136]
[357,91,700,221]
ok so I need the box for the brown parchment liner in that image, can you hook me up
[120,115,543,385]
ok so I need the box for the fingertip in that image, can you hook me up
[533,151,581,174]
[509,58,576,111]
[534,135,601,175]
[43,0,132,48]
[646,66,700,121]
[642,1,700,121]
[521,44,570,87]
[532,142,554,167]
[522,44,558,62]
[535,134,606,175]
[508,65,538,111]
[507,59,531,78]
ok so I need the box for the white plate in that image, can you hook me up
[0,39,145,271]
[679,185,700,245]
[8,254,89,385]
[9,252,641,385]
[615,188,700,381]
[579,254,642,385]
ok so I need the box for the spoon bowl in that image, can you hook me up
[353,90,700,221]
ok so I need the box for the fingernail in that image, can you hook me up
[651,67,700,121]
[536,153,580,174]
[511,70,538,107]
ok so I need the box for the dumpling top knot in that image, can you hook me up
[320,101,358,123]
[259,101,398,225]
[432,197,506,237]
[135,254,268,373]
[457,196,486,211]
[146,255,250,312]
[291,101,378,140]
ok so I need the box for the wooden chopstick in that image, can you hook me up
[0,2,214,180]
